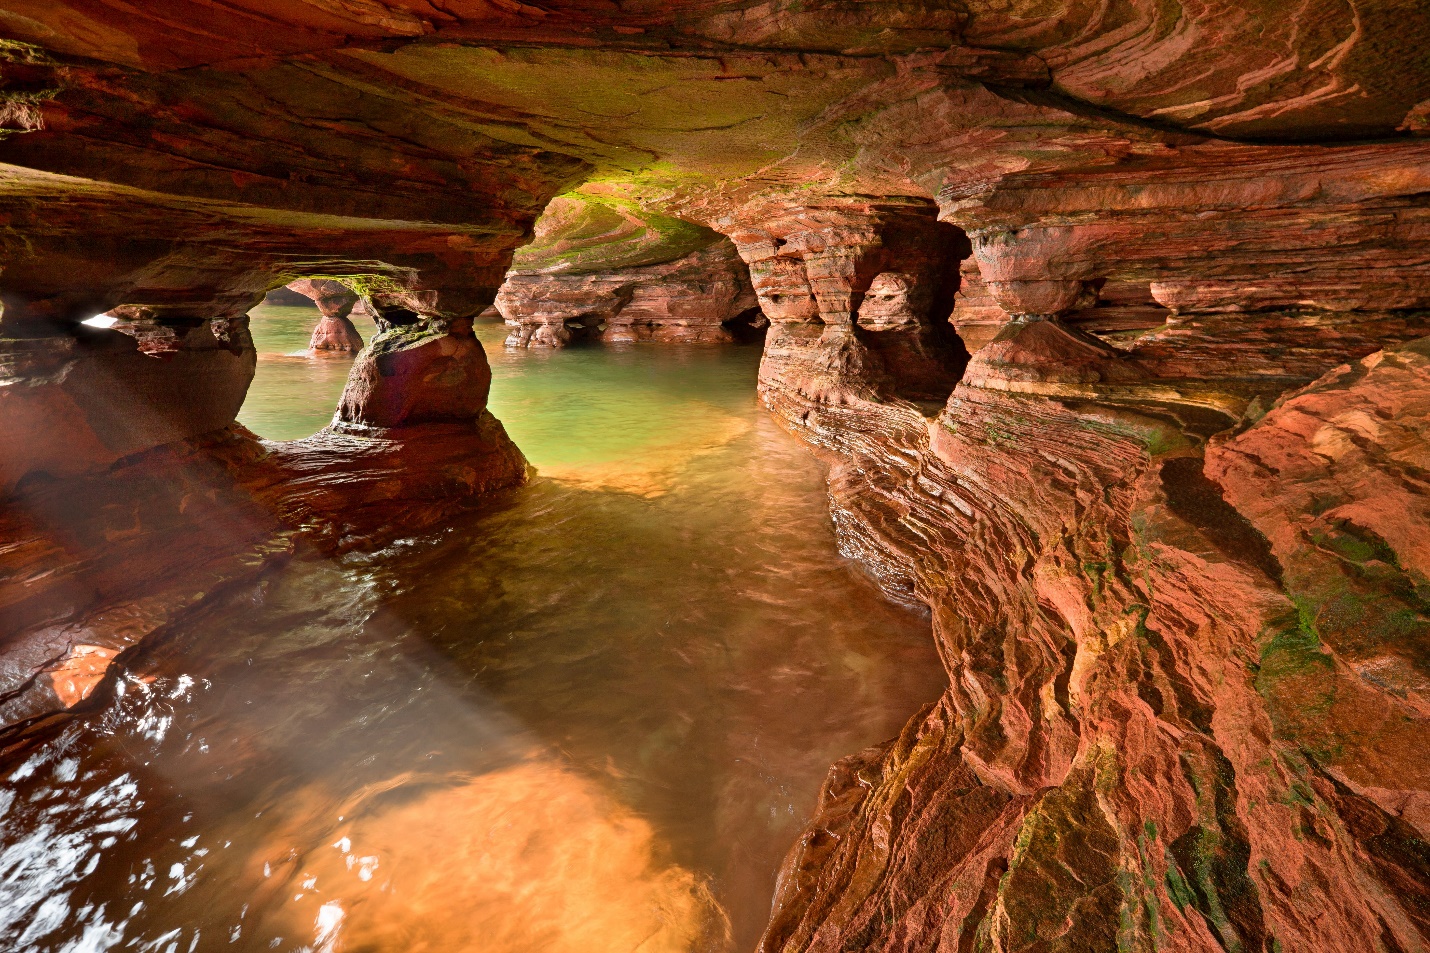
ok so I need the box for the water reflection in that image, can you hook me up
[476,323,760,496]
[0,318,945,952]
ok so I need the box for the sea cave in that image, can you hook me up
[1,3,1429,951]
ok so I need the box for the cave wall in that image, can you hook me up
[1,1,1429,948]
[740,142,1430,953]
[496,193,765,347]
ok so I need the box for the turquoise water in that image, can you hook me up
[236,303,377,442]
[0,316,945,952]
[239,308,759,494]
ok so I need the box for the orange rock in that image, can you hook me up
[46,644,118,708]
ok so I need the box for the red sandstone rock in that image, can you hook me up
[285,278,365,351]
[946,144,1430,341]
[0,164,532,332]
[498,241,761,347]
[0,317,255,492]
[335,317,491,430]
[1208,338,1430,831]
[755,291,1430,951]
[0,3,1429,949]
[307,313,364,352]
[726,198,970,403]
[286,278,357,319]
[961,317,1145,391]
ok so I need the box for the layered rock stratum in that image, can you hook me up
[1,2,1429,949]
[498,192,765,346]
[288,277,365,351]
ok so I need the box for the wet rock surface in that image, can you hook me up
[753,304,1430,952]
[0,307,526,749]
[498,222,763,346]
[0,317,257,492]
[1,1,1429,949]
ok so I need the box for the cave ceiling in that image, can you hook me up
[4,1,1427,214]
[0,1,1426,325]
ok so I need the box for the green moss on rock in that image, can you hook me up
[512,190,723,274]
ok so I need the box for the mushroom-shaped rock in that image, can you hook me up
[308,314,364,352]
[286,279,365,352]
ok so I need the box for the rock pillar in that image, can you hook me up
[726,199,970,409]
[335,314,491,431]
[314,302,527,512]
[286,279,365,352]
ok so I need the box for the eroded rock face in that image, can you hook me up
[307,313,364,351]
[726,198,971,405]
[0,316,255,492]
[499,243,761,347]
[1208,340,1430,825]
[286,278,364,351]
[287,278,357,319]
[728,98,1430,950]
[497,195,764,347]
[754,304,1430,953]
[2,1,1430,948]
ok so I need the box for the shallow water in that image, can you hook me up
[0,310,945,952]
[235,304,378,442]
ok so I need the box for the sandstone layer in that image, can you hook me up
[1,2,1429,950]
[755,313,1430,953]
[288,277,365,352]
[497,194,764,347]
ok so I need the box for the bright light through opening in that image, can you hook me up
[81,315,119,328]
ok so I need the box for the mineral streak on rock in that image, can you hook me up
[1,0,1429,948]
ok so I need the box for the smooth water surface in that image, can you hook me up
[236,304,377,442]
[0,315,946,952]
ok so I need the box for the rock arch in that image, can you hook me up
[2,7,1430,950]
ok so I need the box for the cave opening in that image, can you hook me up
[4,5,1430,953]
[236,285,378,442]
[3,272,952,953]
